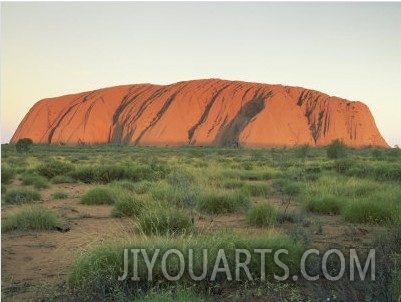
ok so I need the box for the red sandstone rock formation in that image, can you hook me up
[10,79,389,148]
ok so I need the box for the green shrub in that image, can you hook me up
[342,198,399,225]
[133,181,153,194]
[334,158,354,174]
[247,203,277,227]
[81,187,115,205]
[1,184,6,195]
[283,182,302,197]
[21,173,50,189]
[221,179,246,189]
[36,160,75,179]
[136,207,193,235]
[113,196,148,218]
[304,196,346,215]
[52,190,68,199]
[295,144,311,159]
[242,183,271,197]
[1,165,15,184]
[327,139,347,159]
[2,207,59,232]
[15,138,33,153]
[68,232,302,298]
[197,189,250,214]
[4,188,41,204]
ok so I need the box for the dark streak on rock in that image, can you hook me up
[214,91,272,147]
[188,84,231,143]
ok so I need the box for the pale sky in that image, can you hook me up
[1,2,400,147]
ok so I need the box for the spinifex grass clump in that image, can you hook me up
[247,203,277,227]
[304,195,346,215]
[197,189,250,214]
[21,172,50,189]
[136,206,193,236]
[81,187,115,205]
[112,196,149,218]
[68,232,302,300]
[342,195,400,225]
[2,207,59,232]
[242,182,271,198]
[1,165,15,184]
[4,188,41,204]
[36,159,75,179]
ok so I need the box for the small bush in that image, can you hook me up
[36,160,75,179]
[68,232,302,298]
[1,165,15,184]
[51,190,68,199]
[342,198,399,225]
[136,207,193,235]
[327,139,347,159]
[112,196,148,218]
[334,158,354,174]
[15,138,33,153]
[2,207,59,232]
[197,189,250,214]
[221,179,246,189]
[247,203,277,227]
[4,188,41,204]
[81,187,115,205]
[242,183,271,197]
[304,196,346,215]
[21,173,50,189]
[295,144,310,159]
[283,182,302,197]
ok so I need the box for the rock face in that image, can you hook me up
[11,79,389,148]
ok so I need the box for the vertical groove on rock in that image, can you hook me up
[214,91,272,146]
[188,84,231,142]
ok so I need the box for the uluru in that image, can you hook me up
[10,79,389,148]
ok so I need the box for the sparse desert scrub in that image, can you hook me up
[21,172,50,189]
[2,206,59,232]
[326,139,347,159]
[69,163,169,184]
[242,182,272,197]
[36,159,75,179]
[4,188,41,204]
[304,195,346,215]
[342,196,400,225]
[1,165,15,184]
[247,203,277,227]
[81,187,116,205]
[51,190,68,199]
[109,180,153,195]
[196,188,250,214]
[112,195,149,218]
[136,206,193,236]
[68,232,302,299]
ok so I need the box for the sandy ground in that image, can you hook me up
[1,181,380,301]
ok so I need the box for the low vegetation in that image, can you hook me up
[81,187,115,205]
[136,206,193,236]
[1,143,400,301]
[2,207,59,232]
[4,188,41,204]
[247,203,277,227]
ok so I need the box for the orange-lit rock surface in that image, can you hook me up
[11,79,389,148]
